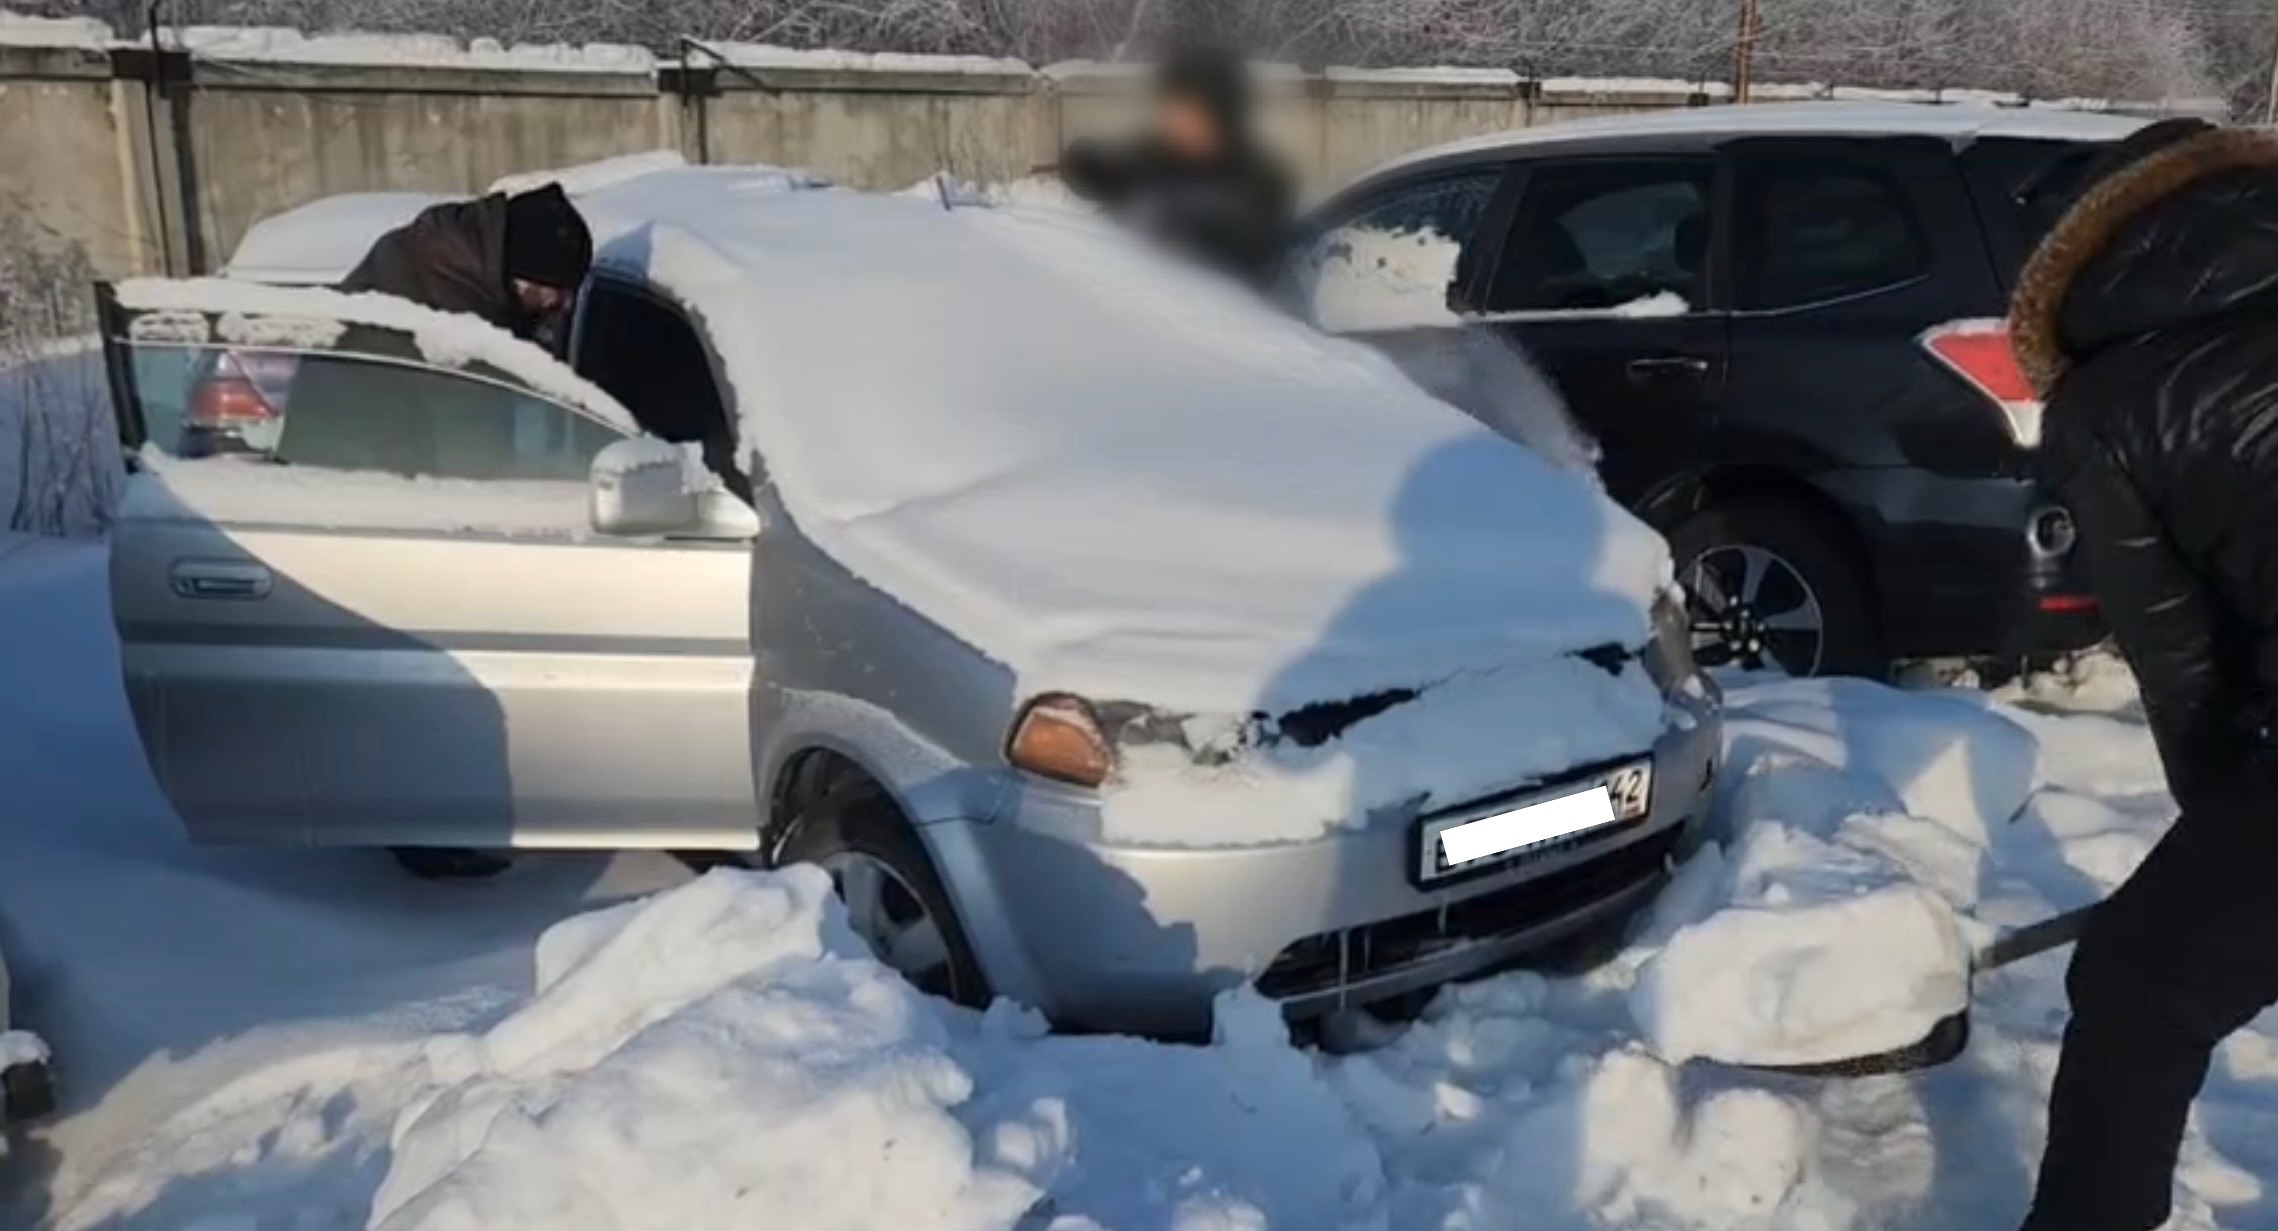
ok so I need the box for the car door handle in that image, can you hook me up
[1627,356,1711,380]
[170,559,273,601]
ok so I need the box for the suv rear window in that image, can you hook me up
[1736,160,1928,310]
[1485,160,1713,313]
[1962,136,2114,283]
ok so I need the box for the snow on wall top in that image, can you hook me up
[0,10,110,48]
[1326,66,1523,88]
[168,25,654,71]
[572,167,1665,712]
[703,42,1030,77]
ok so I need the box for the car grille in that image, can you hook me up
[1254,825,1681,999]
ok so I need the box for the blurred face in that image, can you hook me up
[1155,95,1224,160]
[513,279,572,316]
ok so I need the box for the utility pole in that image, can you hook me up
[2264,13,2278,126]
[1733,0,1762,104]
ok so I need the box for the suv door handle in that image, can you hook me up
[170,559,273,601]
[1627,356,1711,380]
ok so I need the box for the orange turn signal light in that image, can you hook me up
[1006,694,1114,787]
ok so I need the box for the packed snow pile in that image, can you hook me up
[169,26,653,71]
[7,531,2249,1231]
[1621,678,2063,1068]
[1632,854,1969,1067]
[368,869,1044,1231]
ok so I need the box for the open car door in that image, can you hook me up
[95,281,760,850]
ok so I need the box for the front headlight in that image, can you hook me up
[1643,592,1701,696]
[1005,693,1116,787]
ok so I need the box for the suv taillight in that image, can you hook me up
[187,352,281,427]
[1920,319,2041,447]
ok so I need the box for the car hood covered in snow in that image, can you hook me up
[577,168,1669,714]
[219,164,1668,716]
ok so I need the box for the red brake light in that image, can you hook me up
[188,352,280,427]
[1920,319,2042,447]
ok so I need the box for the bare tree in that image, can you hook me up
[0,212,117,538]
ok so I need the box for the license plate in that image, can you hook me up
[1416,760,1653,884]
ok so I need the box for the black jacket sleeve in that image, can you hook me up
[2058,430,2252,804]
[1060,139,1140,206]
[338,197,516,329]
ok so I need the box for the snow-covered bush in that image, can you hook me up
[0,215,118,538]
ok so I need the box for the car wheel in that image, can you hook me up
[2,1059,55,1121]
[1668,499,1883,678]
[778,781,990,1008]
[390,847,514,880]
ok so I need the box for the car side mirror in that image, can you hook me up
[589,439,759,541]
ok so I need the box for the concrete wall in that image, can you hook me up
[0,44,154,280]
[177,62,673,271]
[0,32,2207,281]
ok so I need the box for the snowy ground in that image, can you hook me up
[1,532,2274,1230]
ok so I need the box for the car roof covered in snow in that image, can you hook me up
[216,163,1668,716]
[1344,101,2148,195]
[567,166,1667,714]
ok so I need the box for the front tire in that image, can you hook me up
[1668,499,1883,678]
[3,1060,55,1121]
[777,781,990,1008]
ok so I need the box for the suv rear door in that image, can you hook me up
[1719,136,2003,475]
[97,285,759,850]
[1470,155,1727,504]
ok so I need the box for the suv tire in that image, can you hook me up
[778,781,991,1008]
[1668,499,1883,678]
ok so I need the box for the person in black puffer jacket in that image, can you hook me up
[2013,118,2278,1230]
[1060,47,1295,291]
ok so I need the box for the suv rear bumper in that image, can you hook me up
[1816,469,2104,660]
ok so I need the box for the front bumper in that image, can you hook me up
[922,691,1722,1037]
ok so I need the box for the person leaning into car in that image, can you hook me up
[2012,117,2278,1230]
[314,183,594,882]
[341,181,594,352]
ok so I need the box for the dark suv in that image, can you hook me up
[1300,102,2144,676]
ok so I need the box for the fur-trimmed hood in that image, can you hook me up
[2010,128,2278,394]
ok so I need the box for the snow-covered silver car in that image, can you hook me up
[97,165,1720,1035]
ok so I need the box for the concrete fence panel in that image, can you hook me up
[0,20,2223,284]
[177,63,670,271]
[0,45,152,281]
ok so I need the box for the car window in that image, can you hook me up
[117,330,621,482]
[1485,161,1712,314]
[1737,160,1928,310]
[1295,167,1504,332]
[1961,136,2109,283]
[572,281,746,495]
